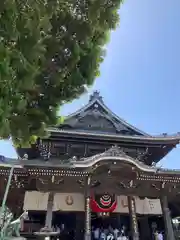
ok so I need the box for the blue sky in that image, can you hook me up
[1,0,180,168]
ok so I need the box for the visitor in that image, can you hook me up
[120,225,126,236]
[60,223,65,231]
[158,231,163,240]
[107,232,115,240]
[154,230,159,240]
[104,227,109,236]
[93,227,100,239]
[122,236,128,240]
[100,229,106,240]
[108,225,114,234]
[117,232,122,240]
[56,225,60,233]
[113,227,119,239]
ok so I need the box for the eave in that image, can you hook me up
[47,128,180,146]
[15,128,179,164]
[1,153,180,198]
[1,146,180,178]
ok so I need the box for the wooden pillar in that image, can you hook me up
[160,196,175,240]
[128,196,139,240]
[45,192,54,230]
[84,175,91,240]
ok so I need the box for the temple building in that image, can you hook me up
[1,91,180,240]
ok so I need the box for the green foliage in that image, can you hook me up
[0,0,123,144]
[13,135,38,148]
[57,116,65,125]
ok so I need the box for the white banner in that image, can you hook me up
[24,191,49,211]
[23,191,162,215]
[115,195,162,215]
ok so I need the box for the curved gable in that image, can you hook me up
[59,91,147,136]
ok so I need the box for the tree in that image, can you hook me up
[0,0,123,145]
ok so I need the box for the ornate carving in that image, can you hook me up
[117,180,140,189]
[80,145,129,161]
[77,179,100,188]
[38,141,51,161]
[105,145,128,157]
[22,153,28,160]
[135,148,149,162]
[89,91,103,103]
[36,177,64,191]
[38,178,64,185]
[79,145,145,165]
[70,146,159,174]
[151,184,161,191]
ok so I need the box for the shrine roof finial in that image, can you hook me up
[89,91,103,103]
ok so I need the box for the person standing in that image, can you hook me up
[93,227,100,240]
[158,231,163,240]
[107,232,114,240]
[113,227,119,239]
[100,229,107,240]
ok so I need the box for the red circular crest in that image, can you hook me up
[91,193,117,212]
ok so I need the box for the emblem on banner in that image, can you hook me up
[149,200,154,210]
[65,195,73,205]
[91,193,117,212]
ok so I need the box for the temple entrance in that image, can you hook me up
[53,212,76,230]
[22,211,163,240]
[26,211,131,239]
[91,213,131,239]
[53,212,76,240]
